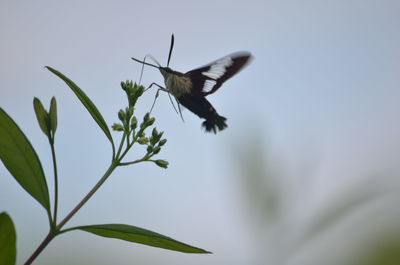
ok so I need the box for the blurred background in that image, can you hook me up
[1,0,400,264]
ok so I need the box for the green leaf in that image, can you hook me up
[0,108,50,211]
[33,98,50,137]
[49,97,57,133]
[75,224,210,254]
[0,212,17,265]
[45,66,113,146]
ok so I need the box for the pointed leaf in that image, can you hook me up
[75,224,210,253]
[49,97,57,133]
[0,108,50,211]
[33,98,50,137]
[45,66,113,145]
[0,212,17,265]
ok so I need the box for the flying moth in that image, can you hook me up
[132,35,252,133]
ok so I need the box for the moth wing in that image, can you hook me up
[185,52,252,96]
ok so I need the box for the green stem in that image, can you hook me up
[24,161,119,265]
[118,158,145,166]
[118,154,151,166]
[115,133,126,160]
[49,137,58,226]
[56,161,118,230]
[24,126,154,264]
[24,231,55,265]
[118,133,138,160]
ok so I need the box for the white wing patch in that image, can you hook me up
[203,79,217,92]
[201,56,233,80]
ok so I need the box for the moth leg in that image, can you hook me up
[144,82,168,92]
[149,89,160,113]
[145,83,183,120]
[145,83,178,116]
[174,96,184,122]
[163,92,182,117]
[150,87,177,114]
[146,83,167,113]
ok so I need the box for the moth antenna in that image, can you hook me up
[147,54,161,67]
[167,34,174,67]
[131,57,159,69]
[139,55,147,84]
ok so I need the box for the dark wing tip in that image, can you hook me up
[230,51,253,69]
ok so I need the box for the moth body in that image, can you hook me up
[159,67,192,98]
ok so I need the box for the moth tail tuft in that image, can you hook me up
[202,115,227,134]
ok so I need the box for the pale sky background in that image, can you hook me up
[1,1,400,265]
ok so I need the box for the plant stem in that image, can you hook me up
[24,231,55,265]
[50,138,58,226]
[56,161,118,230]
[24,161,119,265]
[118,155,149,166]
[115,133,126,159]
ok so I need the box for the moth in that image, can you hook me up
[132,35,252,133]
